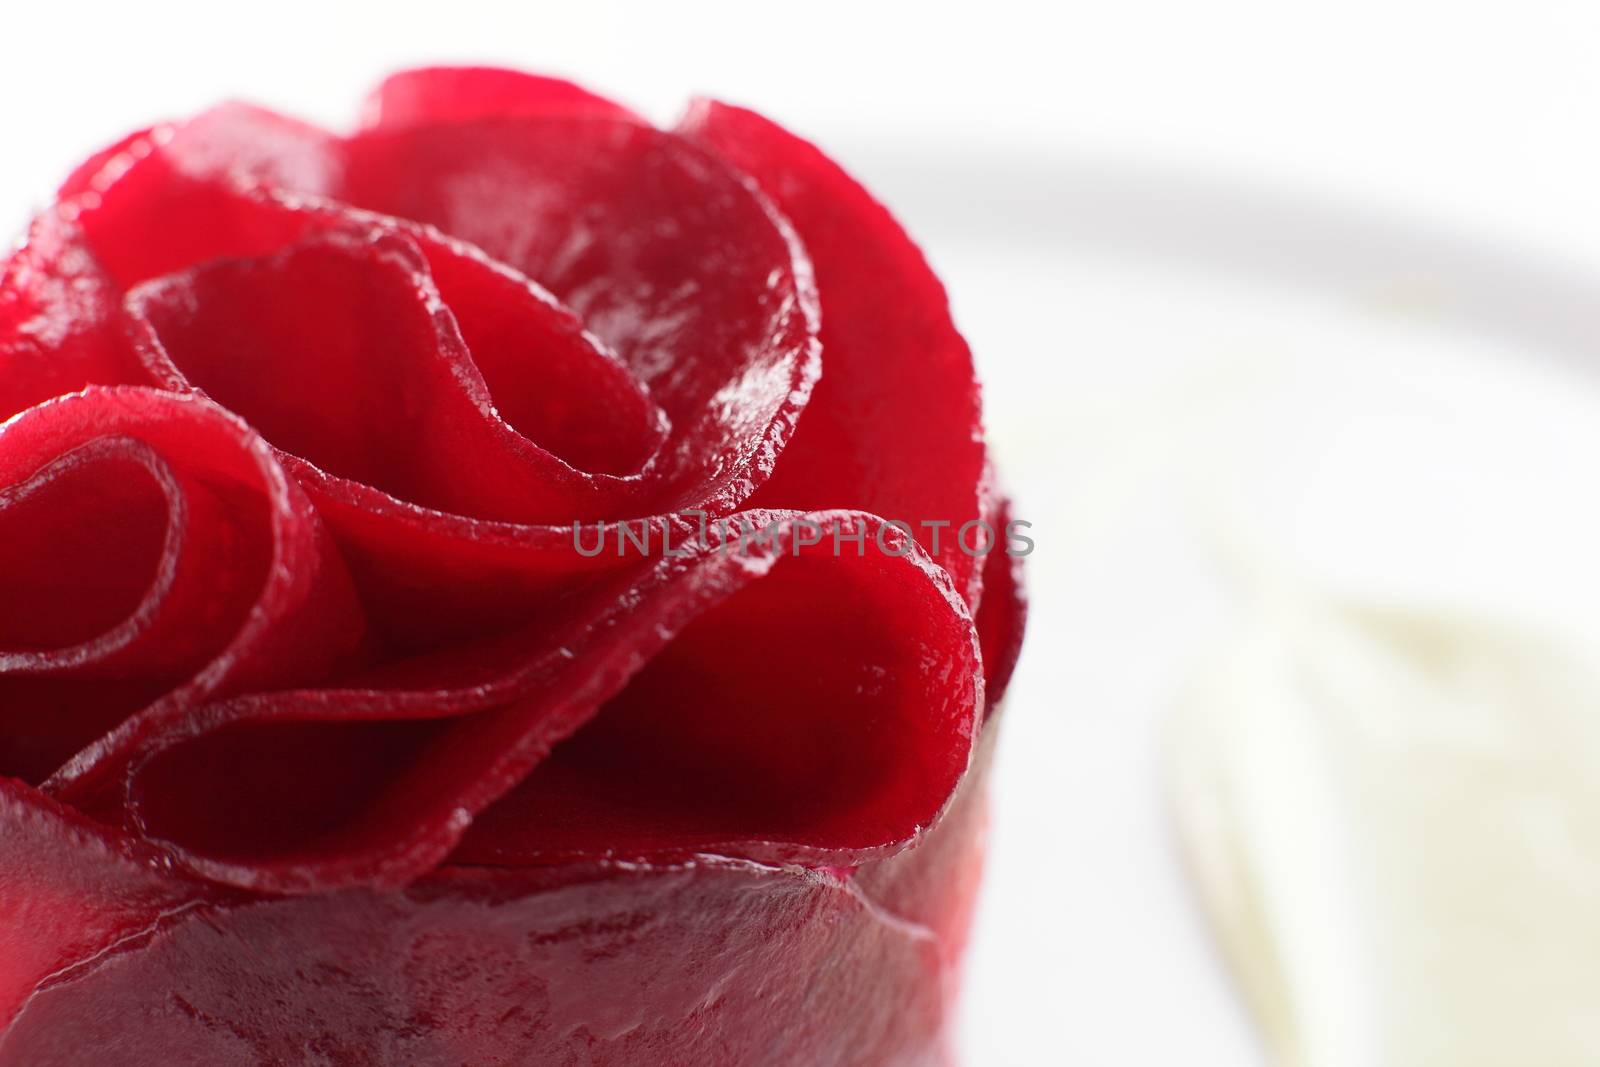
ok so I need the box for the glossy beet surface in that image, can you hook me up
[0,68,1026,1065]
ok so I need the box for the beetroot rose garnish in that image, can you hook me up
[0,66,1026,1065]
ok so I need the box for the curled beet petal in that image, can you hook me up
[851,706,1003,990]
[64,118,329,291]
[55,127,158,202]
[338,116,820,515]
[116,513,979,894]
[414,231,667,478]
[0,387,366,800]
[451,513,981,870]
[159,103,344,196]
[975,492,1029,714]
[0,213,148,420]
[73,111,820,523]
[681,100,988,604]
[126,226,658,524]
[359,66,647,130]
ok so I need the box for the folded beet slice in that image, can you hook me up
[54,109,837,682]
[417,232,668,477]
[452,516,979,867]
[55,127,156,201]
[850,709,1003,999]
[162,103,343,194]
[0,387,365,803]
[57,166,656,642]
[71,108,819,527]
[0,213,146,419]
[681,101,988,603]
[65,120,331,291]
[68,161,669,504]
[1,712,994,1065]
[115,514,978,894]
[0,435,197,782]
[339,116,820,515]
[79,104,820,519]
[359,66,645,129]
[127,226,664,524]
[975,494,1028,713]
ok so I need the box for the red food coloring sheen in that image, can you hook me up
[0,68,1025,1065]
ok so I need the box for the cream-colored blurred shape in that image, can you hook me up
[1171,590,1600,1066]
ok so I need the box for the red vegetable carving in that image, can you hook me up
[0,67,1024,1065]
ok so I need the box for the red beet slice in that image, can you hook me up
[0,212,146,419]
[681,101,988,604]
[115,513,979,894]
[339,116,820,516]
[0,834,981,1067]
[975,493,1029,713]
[0,779,218,1033]
[359,66,645,129]
[0,388,365,802]
[72,110,820,524]
[161,103,343,194]
[55,127,156,201]
[416,232,667,478]
[451,515,980,868]
[126,226,661,524]
[64,114,334,290]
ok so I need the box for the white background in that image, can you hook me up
[6,4,1600,1063]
